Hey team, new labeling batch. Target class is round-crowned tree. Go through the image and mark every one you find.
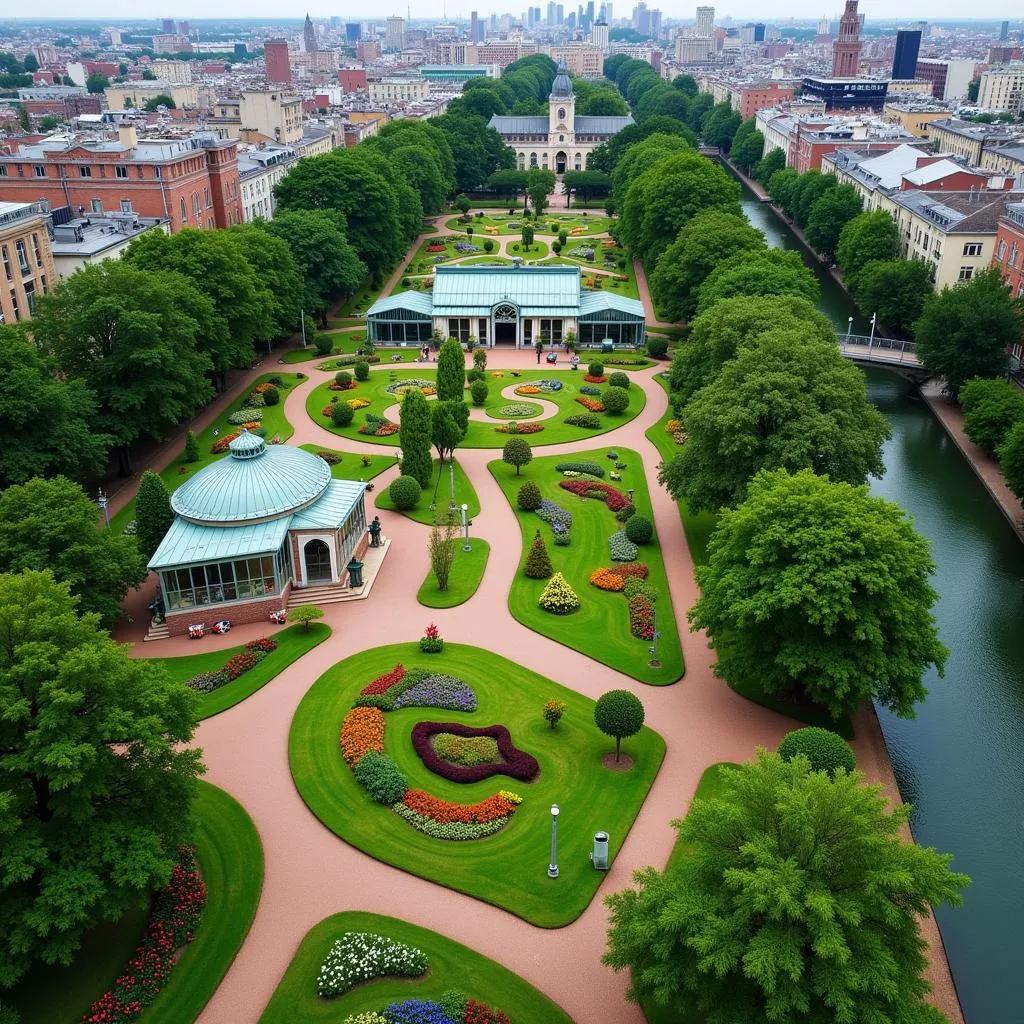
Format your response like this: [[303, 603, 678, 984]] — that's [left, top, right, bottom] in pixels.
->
[[388, 474, 421, 510], [588, 361, 604, 377], [517, 480, 542, 510], [503, 437, 533, 475], [594, 689, 645, 762], [354, 360, 370, 381], [608, 371, 630, 390], [646, 336, 668, 359], [777, 727, 856, 778], [603, 386, 630, 415], [331, 402, 354, 427], [335, 370, 352, 388], [470, 379, 489, 406], [624, 514, 653, 545]]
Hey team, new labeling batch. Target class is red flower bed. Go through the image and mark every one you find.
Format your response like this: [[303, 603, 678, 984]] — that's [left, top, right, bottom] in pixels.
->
[[246, 637, 278, 653], [608, 561, 649, 580], [402, 789, 519, 824], [426, 243, 446, 252], [358, 422, 400, 436], [411, 721, 540, 783], [328, 380, 357, 391], [583, 374, 607, 384], [558, 478, 630, 511], [493, 422, 545, 434], [628, 593, 655, 640], [360, 663, 406, 695], [223, 651, 257, 680], [211, 430, 241, 454], [81, 849, 207, 1024], [575, 396, 605, 412], [465, 1000, 512, 1024]]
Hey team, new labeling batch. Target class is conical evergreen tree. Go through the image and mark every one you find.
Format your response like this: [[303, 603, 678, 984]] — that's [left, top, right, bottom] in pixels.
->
[[436, 337, 466, 402], [135, 470, 174, 560], [524, 530, 553, 579], [399, 388, 433, 488]]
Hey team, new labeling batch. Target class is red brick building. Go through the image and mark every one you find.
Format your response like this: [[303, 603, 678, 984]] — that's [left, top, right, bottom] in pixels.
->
[[737, 82, 796, 120], [0, 126, 242, 232], [338, 68, 368, 91], [992, 203, 1024, 299], [264, 39, 291, 84]]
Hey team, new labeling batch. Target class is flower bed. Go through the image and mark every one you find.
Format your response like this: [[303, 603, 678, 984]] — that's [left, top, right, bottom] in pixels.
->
[[564, 413, 601, 428], [329, 380, 357, 391], [348, 398, 371, 410], [385, 378, 435, 395], [391, 805, 512, 841], [317, 450, 342, 465], [228, 408, 263, 425], [316, 932, 428, 998], [558, 478, 630, 512], [383, 1000, 458, 1023], [393, 673, 478, 712], [513, 385, 541, 396], [575, 396, 605, 413], [411, 721, 540, 783], [590, 567, 626, 592], [211, 430, 241, 454], [81, 849, 207, 1024], [184, 637, 279, 693], [579, 385, 602, 396], [609, 530, 639, 562], [433, 732, 500, 766], [339, 706, 386, 766], [360, 414, 399, 437], [497, 403, 536, 417], [607, 561, 649, 580], [628, 593, 655, 640], [402, 788, 521, 824], [554, 461, 605, 477], [494, 422, 544, 434], [535, 499, 572, 529], [361, 663, 406, 696], [583, 374, 607, 384]]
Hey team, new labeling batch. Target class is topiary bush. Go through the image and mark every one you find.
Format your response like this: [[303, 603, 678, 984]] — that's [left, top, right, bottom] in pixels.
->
[[524, 530, 553, 579], [470, 378, 489, 406], [564, 412, 601, 428], [388, 474, 422, 510], [352, 750, 409, 805], [602, 386, 629, 415], [517, 480, 542, 511], [314, 333, 333, 356], [608, 371, 630, 390], [778, 727, 856, 778], [331, 402, 354, 427], [335, 370, 353, 388], [502, 436, 533, 475], [539, 572, 580, 614], [262, 384, 280, 406], [554, 461, 605, 477], [647, 336, 668, 359], [594, 689, 645, 762], [624, 514, 653, 545], [588, 361, 604, 377], [354, 359, 370, 381], [466, 367, 484, 383]]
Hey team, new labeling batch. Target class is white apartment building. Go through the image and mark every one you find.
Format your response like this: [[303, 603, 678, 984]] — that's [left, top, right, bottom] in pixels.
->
[[238, 144, 297, 222], [546, 44, 604, 77], [368, 78, 430, 103], [150, 60, 193, 84], [695, 5, 715, 37], [676, 36, 714, 62], [978, 64, 1024, 114]]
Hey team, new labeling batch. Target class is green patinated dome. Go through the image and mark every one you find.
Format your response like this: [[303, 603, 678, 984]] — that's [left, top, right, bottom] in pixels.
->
[[171, 430, 331, 525]]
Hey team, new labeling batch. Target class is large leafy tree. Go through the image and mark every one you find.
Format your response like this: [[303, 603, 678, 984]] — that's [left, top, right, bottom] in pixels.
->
[[610, 132, 691, 211], [561, 170, 611, 202], [667, 294, 836, 409], [0, 570, 202, 989], [525, 167, 556, 214], [31, 262, 215, 474], [766, 167, 800, 214], [789, 169, 837, 228], [851, 259, 934, 336], [372, 118, 456, 197], [700, 101, 741, 149], [998, 419, 1024, 500], [696, 248, 820, 313], [959, 377, 1024, 454], [433, 110, 515, 193], [650, 210, 765, 322], [0, 326, 109, 488], [751, 146, 785, 184], [227, 224, 302, 337], [387, 145, 448, 215], [690, 468, 946, 718], [836, 210, 901, 284], [913, 268, 1020, 396], [604, 750, 967, 1024], [134, 469, 174, 561], [0, 477, 147, 626], [264, 210, 366, 327], [727, 117, 764, 172], [634, 83, 690, 123], [661, 330, 890, 511], [803, 182, 864, 260]]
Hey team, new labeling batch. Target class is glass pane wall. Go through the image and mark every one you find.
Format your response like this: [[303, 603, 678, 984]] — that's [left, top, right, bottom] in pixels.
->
[[161, 542, 288, 611]]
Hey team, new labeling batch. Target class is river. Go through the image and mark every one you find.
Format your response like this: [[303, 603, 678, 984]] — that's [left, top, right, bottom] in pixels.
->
[[739, 188, 1024, 1024]]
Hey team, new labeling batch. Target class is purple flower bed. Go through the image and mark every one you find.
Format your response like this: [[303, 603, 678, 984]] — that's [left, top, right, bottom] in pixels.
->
[[384, 1000, 459, 1024], [536, 499, 573, 529], [411, 721, 540, 783], [392, 673, 478, 712]]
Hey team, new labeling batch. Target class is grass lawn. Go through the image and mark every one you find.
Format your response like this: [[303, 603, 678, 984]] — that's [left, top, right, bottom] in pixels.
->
[[445, 213, 614, 236], [150, 623, 331, 720], [335, 276, 386, 318], [306, 368, 646, 449], [489, 445, 682, 686], [453, 254, 514, 266], [417, 539, 490, 608], [375, 457, 480, 525], [109, 372, 304, 535], [485, 396, 544, 420], [259, 911, 572, 1024], [289, 643, 665, 927], [280, 331, 367, 363], [299, 444, 396, 483], [3, 781, 262, 1024]]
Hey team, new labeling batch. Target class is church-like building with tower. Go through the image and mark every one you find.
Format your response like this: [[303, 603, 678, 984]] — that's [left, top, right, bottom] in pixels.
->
[[488, 63, 634, 174]]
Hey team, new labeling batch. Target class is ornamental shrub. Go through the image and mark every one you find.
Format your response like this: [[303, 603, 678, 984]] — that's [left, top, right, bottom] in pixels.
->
[[517, 480, 542, 510], [228, 408, 263, 425], [388, 474, 422, 510], [438, 990, 469, 1022], [594, 689, 645, 762], [262, 384, 280, 406], [539, 572, 580, 614], [335, 370, 353, 388], [314, 332, 333, 355], [615, 502, 636, 522], [588, 361, 604, 377], [647, 335, 668, 359], [524, 530, 553, 578], [473, 348, 487, 370], [317, 932, 428, 998], [466, 367, 484, 384], [554, 461, 605, 477], [502, 436, 533, 475], [608, 371, 630, 390], [331, 402, 354, 427], [436, 337, 466, 402], [603, 385, 630, 415], [564, 412, 601, 428], [354, 359, 371, 381], [470, 379, 489, 406], [777, 727, 856, 778], [543, 698, 567, 728], [183, 429, 200, 462], [624, 514, 653, 544], [352, 750, 409, 805]]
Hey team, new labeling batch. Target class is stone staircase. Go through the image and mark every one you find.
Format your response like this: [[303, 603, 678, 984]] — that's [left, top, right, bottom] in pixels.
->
[[288, 581, 354, 607], [143, 620, 170, 642]]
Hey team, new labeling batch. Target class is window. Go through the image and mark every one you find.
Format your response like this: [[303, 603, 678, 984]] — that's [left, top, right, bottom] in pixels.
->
[[204, 187, 211, 208], [79, 165, 92, 177], [179, 197, 188, 222], [539, 318, 563, 343], [24, 282, 35, 314], [1011, 244, 1020, 268], [962, 242, 983, 256], [1, 246, 9, 281], [120, 200, 132, 213], [10, 290, 20, 321], [154, 166, 161, 178], [91, 199, 102, 213], [116, 165, 128, 178], [31, 234, 42, 267], [958, 265, 975, 281], [0, 166, 7, 177], [191, 192, 201, 218], [998, 240, 1008, 261], [447, 318, 471, 342], [15, 241, 29, 276], [530, 152, 538, 167], [40, 275, 46, 294], [34, 165, 46, 177]]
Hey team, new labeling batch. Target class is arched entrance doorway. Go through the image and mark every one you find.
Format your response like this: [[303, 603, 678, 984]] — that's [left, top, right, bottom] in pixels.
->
[[555, 151, 567, 174], [303, 538, 333, 583], [492, 302, 518, 346]]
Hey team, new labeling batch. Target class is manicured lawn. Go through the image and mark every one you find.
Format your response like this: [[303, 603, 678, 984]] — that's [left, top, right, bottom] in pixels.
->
[[259, 911, 573, 1024], [335, 276, 385, 318], [289, 643, 665, 927], [109, 372, 304, 534], [375, 456, 480, 525], [305, 368, 646, 449], [298, 444, 396, 483], [417, 539, 490, 608], [453, 254, 514, 266], [484, 396, 544, 420], [445, 213, 614, 236], [280, 331, 367, 363], [150, 623, 331, 720], [489, 446, 683, 685]]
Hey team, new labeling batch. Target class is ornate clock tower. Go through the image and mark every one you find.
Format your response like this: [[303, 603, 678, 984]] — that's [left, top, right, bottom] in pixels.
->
[[549, 62, 575, 174]]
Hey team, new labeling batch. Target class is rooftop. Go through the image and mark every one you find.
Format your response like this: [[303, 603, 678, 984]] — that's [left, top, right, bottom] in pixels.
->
[[889, 189, 1024, 233], [929, 117, 1024, 142], [0, 201, 49, 231], [50, 211, 169, 257]]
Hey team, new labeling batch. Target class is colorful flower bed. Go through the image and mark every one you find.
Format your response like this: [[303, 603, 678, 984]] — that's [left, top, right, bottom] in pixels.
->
[[361, 663, 407, 696], [583, 374, 607, 384], [329, 380, 358, 391], [588, 563, 657, 639], [532, 379, 563, 392], [381, 1000, 457, 1023], [385, 378, 435, 396], [340, 706, 386, 766], [184, 636, 279, 693], [348, 398, 371, 410], [589, 567, 626, 592], [432, 732, 500, 766], [316, 932, 428, 998], [497, 403, 536, 417], [665, 418, 688, 445], [360, 414, 400, 437], [402, 789, 521, 824], [81, 849, 206, 1024], [412, 721, 539, 783], [579, 385, 602, 396], [513, 385, 541, 396], [608, 561, 649, 580], [628, 593, 655, 640], [558, 478, 630, 512], [609, 530, 639, 562], [575, 396, 605, 413], [228, 408, 263, 425], [211, 430, 241, 454], [393, 673, 478, 712], [494, 422, 544, 434], [535, 499, 573, 529]]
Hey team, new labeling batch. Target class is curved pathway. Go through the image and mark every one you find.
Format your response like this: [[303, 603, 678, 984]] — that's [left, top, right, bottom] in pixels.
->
[[382, 382, 559, 427], [167, 350, 961, 1024]]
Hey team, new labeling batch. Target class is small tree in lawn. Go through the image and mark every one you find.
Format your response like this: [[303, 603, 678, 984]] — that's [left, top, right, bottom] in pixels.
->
[[183, 430, 200, 462], [543, 698, 567, 729], [523, 224, 534, 250], [436, 337, 466, 402], [524, 529, 553, 578], [291, 605, 324, 631], [428, 513, 459, 591], [503, 437, 533, 475], [594, 689, 645, 763], [134, 469, 174, 560], [455, 194, 472, 215], [399, 387, 433, 488]]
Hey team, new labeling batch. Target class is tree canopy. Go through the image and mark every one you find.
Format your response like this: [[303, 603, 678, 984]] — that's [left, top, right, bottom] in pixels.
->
[[728, 117, 764, 172], [959, 376, 1024, 455], [700, 101, 742, 150], [432, 110, 515, 193], [604, 750, 967, 1024], [610, 131, 692, 211], [850, 259, 933, 337], [804, 182, 864, 260], [227, 223, 302, 337], [696, 248, 820, 313], [836, 210, 901, 284], [690, 468, 946, 719]]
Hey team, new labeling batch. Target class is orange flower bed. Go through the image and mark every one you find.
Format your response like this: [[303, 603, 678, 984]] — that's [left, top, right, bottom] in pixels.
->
[[402, 789, 519, 824], [329, 381, 357, 391], [608, 561, 649, 580], [254, 382, 275, 393], [575, 396, 605, 412], [339, 706, 386, 766], [590, 568, 625, 591], [514, 385, 541, 395], [583, 374, 607, 384], [211, 430, 241, 454]]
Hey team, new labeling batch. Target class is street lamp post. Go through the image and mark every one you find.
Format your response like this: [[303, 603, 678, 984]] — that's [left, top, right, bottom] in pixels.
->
[[868, 312, 877, 351], [846, 315, 853, 340], [448, 457, 456, 511], [97, 487, 110, 528], [548, 804, 560, 878], [300, 308, 307, 348], [460, 502, 471, 552]]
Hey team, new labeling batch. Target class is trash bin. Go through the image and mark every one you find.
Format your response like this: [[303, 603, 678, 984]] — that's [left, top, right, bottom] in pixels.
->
[[601, 337, 614, 354], [591, 831, 609, 870], [347, 557, 364, 588]]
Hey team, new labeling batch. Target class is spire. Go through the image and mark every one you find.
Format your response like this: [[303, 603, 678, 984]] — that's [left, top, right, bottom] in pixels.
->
[[303, 13, 317, 53]]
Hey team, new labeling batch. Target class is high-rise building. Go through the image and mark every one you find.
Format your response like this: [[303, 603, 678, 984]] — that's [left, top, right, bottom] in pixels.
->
[[591, 20, 609, 51], [303, 13, 317, 53], [753, 22, 765, 42], [161, 18, 175, 33], [557, 5, 565, 24], [178, 21, 190, 37], [1001, 20, 1010, 42], [817, 15, 830, 35], [695, 6, 715, 38], [264, 39, 291, 83], [385, 16, 405, 51], [547, 1, 557, 25], [891, 30, 921, 81], [634, 3, 650, 35], [345, 23, 362, 42], [832, 0, 862, 78]]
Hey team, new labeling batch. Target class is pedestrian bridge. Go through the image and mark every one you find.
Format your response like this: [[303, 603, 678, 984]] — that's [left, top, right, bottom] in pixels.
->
[[837, 334, 930, 382]]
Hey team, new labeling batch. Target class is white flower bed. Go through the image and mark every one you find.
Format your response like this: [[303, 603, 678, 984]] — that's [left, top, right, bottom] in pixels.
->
[[317, 932, 429, 997]]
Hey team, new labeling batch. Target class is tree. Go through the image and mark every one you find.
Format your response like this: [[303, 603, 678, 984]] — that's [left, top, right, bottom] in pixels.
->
[[526, 167, 555, 214], [751, 146, 785, 185], [696, 249, 820, 313], [543, 698, 567, 728], [428, 513, 459, 591], [777, 726, 856, 777], [522, 224, 534, 248], [143, 93, 175, 110], [960, 377, 1024, 454], [291, 605, 325, 631], [610, 132, 692, 211], [691, 468, 946, 718], [835, 210, 901, 284], [228, 224, 302, 337], [184, 429, 200, 462], [662, 331, 890, 511], [562, 170, 612, 202], [141, 68, 157, 80], [0, 326, 109, 488], [766, 167, 800, 214], [593, 689, 645, 762], [789, 169, 837, 228], [967, 77, 980, 102], [134, 470, 173, 561], [0, 570, 202, 989], [581, 91, 629, 116], [85, 72, 108, 93], [803, 183, 863, 260], [850, 259, 933, 336], [22, 53, 39, 72], [650, 210, 765, 322], [31, 262, 216, 475], [914, 268, 1020, 396], [487, 168, 529, 202], [700, 102, 741, 150], [398, 388, 434, 489], [727, 117, 763, 172], [524, 530, 553, 578], [667, 294, 835, 408], [502, 437, 533, 475], [433, 111, 515, 193], [604, 750, 968, 1024], [431, 401, 468, 462], [436, 337, 466, 402]]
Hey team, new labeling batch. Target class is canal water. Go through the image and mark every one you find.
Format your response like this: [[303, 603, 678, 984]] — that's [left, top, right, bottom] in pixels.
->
[[740, 188, 1024, 1024]]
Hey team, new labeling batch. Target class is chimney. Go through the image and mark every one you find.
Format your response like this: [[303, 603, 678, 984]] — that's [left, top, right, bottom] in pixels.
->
[[118, 124, 138, 150]]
